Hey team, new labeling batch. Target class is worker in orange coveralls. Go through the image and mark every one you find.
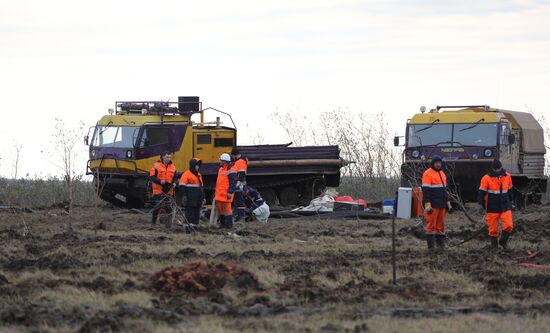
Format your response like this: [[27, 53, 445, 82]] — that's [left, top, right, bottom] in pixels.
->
[[149, 151, 177, 224], [179, 157, 205, 228], [215, 153, 237, 228], [421, 155, 452, 250], [478, 159, 514, 250], [230, 148, 248, 222]]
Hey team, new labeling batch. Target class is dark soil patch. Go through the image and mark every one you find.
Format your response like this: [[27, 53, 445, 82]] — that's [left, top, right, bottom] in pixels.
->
[[0, 299, 87, 327], [3, 253, 85, 271], [398, 225, 424, 239], [0, 272, 8, 285], [176, 247, 199, 258], [79, 276, 117, 293]]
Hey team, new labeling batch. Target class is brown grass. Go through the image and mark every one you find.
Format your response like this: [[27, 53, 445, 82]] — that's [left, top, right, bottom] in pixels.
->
[[0, 204, 549, 332]]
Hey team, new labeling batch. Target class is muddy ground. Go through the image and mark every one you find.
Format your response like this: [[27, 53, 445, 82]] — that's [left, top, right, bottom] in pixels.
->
[[0, 203, 549, 332]]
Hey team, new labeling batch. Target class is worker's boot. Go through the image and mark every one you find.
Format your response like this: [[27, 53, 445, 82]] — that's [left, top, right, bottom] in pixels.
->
[[499, 232, 511, 250], [426, 234, 435, 250], [435, 235, 445, 249], [235, 208, 246, 222], [490, 236, 499, 250], [223, 215, 233, 229]]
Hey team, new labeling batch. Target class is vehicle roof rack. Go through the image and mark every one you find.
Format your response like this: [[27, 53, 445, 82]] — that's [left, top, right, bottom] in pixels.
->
[[115, 96, 202, 115], [436, 105, 490, 111]]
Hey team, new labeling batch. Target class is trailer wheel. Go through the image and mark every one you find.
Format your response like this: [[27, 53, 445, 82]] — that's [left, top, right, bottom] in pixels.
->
[[279, 187, 299, 206], [260, 188, 278, 206]]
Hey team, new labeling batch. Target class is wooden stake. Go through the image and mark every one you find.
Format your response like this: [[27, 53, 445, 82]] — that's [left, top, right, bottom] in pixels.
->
[[392, 195, 397, 285]]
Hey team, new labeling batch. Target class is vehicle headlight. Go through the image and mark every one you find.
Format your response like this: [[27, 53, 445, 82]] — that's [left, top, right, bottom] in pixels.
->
[[420, 155, 426, 161], [411, 150, 420, 158], [91, 149, 96, 158], [483, 149, 493, 157], [472, 154, 478, 160], [126, 150, 133, 158]]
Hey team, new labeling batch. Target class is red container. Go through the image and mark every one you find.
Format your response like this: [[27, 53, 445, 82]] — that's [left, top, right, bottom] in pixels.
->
[[412, 186, 423, 217], [335, 196, 354, 202], [355, 199, 367, 208]]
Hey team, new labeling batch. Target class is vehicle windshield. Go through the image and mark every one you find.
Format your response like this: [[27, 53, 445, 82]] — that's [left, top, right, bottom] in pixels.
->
[[407, 123, 498, 147], [92, 126, 140, 148], [408, 124, 452, 147], [453, 123, 498, 146]]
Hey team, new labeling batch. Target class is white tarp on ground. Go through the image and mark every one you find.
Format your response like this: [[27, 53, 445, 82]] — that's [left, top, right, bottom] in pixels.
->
[[294, 188, 339, 212]]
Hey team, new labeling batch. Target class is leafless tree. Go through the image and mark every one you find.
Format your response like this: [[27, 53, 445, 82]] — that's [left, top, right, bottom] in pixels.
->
[[245, 123, 266, 145], [12, 142, 22, 179], [270, 109, 309, 147], [50, 118, 85, 233], [271, 109, 401, 201]]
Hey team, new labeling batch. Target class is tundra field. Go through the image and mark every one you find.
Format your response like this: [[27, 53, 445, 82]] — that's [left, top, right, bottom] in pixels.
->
[[0, 204, 549, 333]]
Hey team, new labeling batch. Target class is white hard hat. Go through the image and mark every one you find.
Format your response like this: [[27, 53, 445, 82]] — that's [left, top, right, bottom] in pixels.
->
[[220, 153, 231, 162]]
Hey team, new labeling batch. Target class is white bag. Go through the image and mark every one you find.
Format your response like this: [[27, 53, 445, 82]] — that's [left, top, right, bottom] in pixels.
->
[[252, 202, 270, 223]]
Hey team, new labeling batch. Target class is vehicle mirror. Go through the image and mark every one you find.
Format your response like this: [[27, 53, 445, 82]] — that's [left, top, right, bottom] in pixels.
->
[[84, 135, 89, 146], [393, 136, 400, 147], [508, 134, 516, 144]]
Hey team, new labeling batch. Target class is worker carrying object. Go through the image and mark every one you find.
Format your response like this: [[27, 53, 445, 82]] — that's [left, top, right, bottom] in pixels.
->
[[230, 148, 248, 222], [179, 157, 205, 228], [242, 185, 270, 223], [215, 153, 237, 228], [421, 155, 452, 250], [478, 159, 514, 250], [149, 151, 178, 224]]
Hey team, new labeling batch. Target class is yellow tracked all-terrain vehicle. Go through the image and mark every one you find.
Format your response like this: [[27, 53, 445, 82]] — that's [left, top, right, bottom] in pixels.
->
[[86, 97, 346, 207], [395, 105, 547, 206]]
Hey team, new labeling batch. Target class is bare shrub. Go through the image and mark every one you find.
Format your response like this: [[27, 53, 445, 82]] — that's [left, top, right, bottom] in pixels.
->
[[271, 109, 401, 201], [12, 142, 22, 179], [245, 123, 266, 145], [47, 118, 85, 233], [0, 177, 96, 208], [270, 109, 309, 146]]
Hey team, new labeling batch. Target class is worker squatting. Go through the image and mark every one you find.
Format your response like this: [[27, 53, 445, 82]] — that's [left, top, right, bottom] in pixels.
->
[[422, 156, 514, 251], [149, 148, 270, 231]]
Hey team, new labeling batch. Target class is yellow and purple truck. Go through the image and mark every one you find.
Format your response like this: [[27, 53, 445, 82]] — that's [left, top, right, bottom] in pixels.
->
[[395, 105, 547, 206], [85, 97, 346, 207]]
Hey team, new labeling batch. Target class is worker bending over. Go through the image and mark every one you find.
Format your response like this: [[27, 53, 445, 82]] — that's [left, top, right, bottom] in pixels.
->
[[478, 159, 514, 250], [179, 158, 205, 229], [421, 155, 452, 250], [242, 185, 270, 223], [215, 153, 237, 228], [149, 151, 177, 224], [231, 148, 248, 222]]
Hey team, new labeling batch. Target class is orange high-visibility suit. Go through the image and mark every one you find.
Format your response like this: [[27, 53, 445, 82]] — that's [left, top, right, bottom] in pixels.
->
[[215, 164, 237, 215], [150, 161, 177, 195], [179, 158, 204, 225], [149, 160, 177, 224], [478, 170, 513, 237], [421, 167, 448, 236], [233, 156, 248, 220]]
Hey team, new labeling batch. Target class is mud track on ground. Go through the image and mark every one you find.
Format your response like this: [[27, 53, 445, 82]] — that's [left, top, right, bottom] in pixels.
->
[[0, 204, 549, 332]]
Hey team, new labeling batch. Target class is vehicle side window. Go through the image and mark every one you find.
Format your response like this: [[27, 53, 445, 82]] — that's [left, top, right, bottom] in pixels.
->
[[214, 138, 234, 147], [500, 124, 509, 145], [197, 134, 211, 144], [141, 127, 170, 147]]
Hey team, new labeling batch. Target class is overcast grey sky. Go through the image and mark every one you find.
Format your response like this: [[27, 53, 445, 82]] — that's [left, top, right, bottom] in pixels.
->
[[1, 0, 549, 177]]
